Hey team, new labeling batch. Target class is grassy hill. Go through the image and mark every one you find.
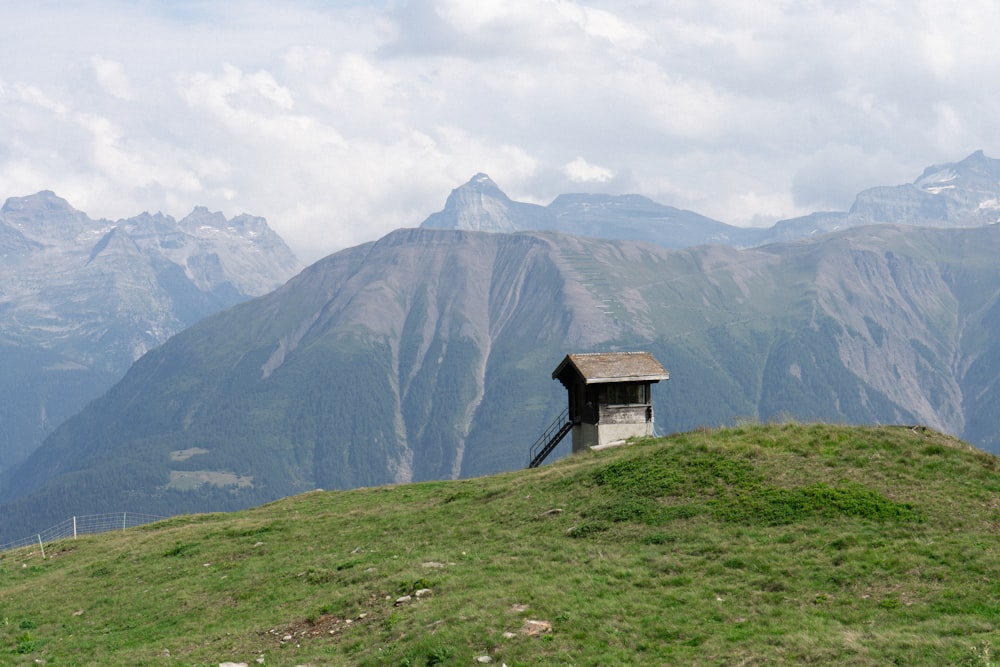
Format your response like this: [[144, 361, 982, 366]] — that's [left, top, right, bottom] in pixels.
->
[[2, 423, 999, 665]]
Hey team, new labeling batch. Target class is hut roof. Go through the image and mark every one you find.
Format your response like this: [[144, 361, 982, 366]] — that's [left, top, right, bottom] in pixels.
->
[[552, 351, 669, 385]]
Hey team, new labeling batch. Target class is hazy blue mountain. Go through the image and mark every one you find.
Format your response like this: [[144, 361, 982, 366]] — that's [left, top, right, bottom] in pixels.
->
[[5, 220, 1000, 540], [424, 151, 1000, 247], [755, 150, 1000, 242], [545, 193, 767, 247], [0, 191, 302, 471], [421, 174, 765, 248], [850, 150, 1000, 227]]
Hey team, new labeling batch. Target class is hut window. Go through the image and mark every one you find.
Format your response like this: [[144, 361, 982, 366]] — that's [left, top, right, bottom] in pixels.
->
[[604, 383, 648, 406]]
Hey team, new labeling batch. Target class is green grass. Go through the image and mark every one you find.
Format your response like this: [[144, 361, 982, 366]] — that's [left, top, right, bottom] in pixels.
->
[[2, 423, 1000, 665]]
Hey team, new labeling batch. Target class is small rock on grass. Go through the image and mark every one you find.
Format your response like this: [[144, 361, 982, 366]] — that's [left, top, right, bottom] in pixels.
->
[[522, 619, 552, 636]]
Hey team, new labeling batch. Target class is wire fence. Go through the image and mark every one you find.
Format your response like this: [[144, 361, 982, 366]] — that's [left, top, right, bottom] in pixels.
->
[[0, 512, 166, 557]]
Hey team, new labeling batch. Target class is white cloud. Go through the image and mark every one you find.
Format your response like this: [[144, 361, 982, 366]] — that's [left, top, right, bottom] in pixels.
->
[[725, 190, 805, 228], [435, 0, 508, 32], [554, 2, 647, 49], [1, 81, 68, 115], [435, 0, 647, 49], [1, 0, 1000, 262], [563, 157, 613, 183], [90, 56, 133, 100]]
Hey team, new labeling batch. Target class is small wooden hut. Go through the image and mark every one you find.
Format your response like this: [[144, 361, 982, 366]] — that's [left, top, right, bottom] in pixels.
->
[[552, 351, 669, 453]]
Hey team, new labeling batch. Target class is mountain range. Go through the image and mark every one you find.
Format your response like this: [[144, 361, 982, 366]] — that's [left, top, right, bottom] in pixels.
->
[[3, 150, 1000, 540], [421, 150, 1000, 243], [0, 191, 302, 472]]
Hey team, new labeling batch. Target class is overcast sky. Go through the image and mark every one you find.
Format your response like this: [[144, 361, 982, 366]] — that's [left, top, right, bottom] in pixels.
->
[[3, 1, 999, 263]]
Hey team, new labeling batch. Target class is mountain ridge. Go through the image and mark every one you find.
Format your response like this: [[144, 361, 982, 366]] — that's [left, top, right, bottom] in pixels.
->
[[422, 150, 1000, 245], [0, 191, 302, 470]]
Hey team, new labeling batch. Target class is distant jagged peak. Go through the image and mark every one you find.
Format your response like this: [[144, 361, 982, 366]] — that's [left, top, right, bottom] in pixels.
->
[[179, 205, 230, 230], [421, 173, 518, 233], [465, 172, 502, 190], [228, 212, 275, 237], [844, 150, 1000, 228], [126, 210, 174, 225], [449, 172, 512, 205], [421, 173, 554, 233], [0, 190, 98, 242], [915, 150, 1000, 192], [177, 206, 274, 238], [2, 189, 74, 212], [960, 148, 988, 163]]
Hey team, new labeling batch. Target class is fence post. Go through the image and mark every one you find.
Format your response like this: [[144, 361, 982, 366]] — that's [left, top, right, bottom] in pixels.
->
[[73, 516, 77, 540], [37, 534, 45, 560], [123, 512, 127, 531]]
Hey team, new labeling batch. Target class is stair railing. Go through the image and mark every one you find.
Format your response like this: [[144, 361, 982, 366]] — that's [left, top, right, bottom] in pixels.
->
[[528, 407, 572, 468]]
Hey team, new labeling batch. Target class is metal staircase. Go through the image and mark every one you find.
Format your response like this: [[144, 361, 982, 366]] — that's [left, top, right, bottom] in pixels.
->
[[527, 407, 572, 468]]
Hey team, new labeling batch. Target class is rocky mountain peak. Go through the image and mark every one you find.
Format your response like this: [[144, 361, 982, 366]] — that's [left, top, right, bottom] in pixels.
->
[[914, 150, 1000, 194], [0, 190, 98, 243], [179, 206, 230, 231], [465, 172, 503, 193], [227, 213, 277, 239], [430, 173, 519, 233], [1, 190, 75, 215], [845, 150, 1000, 227], [420, 174, 554, 233]]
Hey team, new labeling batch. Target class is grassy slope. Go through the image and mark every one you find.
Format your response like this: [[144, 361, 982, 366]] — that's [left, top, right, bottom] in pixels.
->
[[1, 423, 999, 666]]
